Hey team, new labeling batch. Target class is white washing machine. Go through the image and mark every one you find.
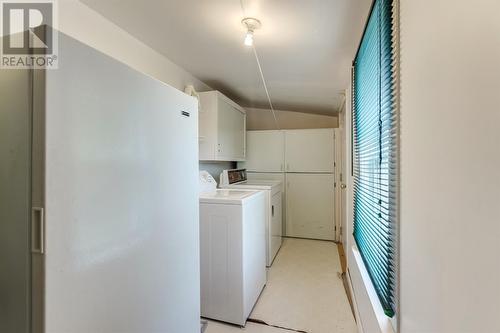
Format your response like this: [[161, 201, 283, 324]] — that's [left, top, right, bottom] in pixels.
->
[[199, 171, 267, 326], [219, 169, 283, 266]]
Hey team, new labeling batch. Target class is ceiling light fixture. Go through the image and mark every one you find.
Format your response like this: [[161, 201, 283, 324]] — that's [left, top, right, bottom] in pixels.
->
[[241, 17, 261, 47]]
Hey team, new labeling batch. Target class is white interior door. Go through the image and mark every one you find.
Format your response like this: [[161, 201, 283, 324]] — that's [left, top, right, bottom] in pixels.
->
[[285, 129, 335, 173], [286, 173, 335, 240], [238, 130, 285, 172]]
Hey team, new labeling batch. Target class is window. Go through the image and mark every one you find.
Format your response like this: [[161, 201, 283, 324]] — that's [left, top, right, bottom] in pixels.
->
[[352, 0, 398, 318]]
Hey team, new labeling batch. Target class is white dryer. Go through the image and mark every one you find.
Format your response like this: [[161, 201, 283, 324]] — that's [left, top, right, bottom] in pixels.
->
[[199, 172, 267, 326], [220, 169, 283, 266]]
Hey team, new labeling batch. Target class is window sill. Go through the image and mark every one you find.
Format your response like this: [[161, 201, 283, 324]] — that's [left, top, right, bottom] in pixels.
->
[[351, 246, 397, 333]]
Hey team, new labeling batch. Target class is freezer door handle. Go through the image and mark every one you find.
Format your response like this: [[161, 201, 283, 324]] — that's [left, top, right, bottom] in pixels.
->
[[31, 207, 44, 254]]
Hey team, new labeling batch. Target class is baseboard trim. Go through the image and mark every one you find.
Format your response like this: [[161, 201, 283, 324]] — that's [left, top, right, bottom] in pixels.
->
[[346, 269, 364, 333]]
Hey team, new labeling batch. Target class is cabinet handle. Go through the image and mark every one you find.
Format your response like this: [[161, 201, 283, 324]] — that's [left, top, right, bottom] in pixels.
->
[[31, 207, 44, 254], [272, 205, 275, 217]]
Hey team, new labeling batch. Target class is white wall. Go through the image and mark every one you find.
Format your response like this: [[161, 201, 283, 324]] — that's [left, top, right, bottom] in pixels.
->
[[347, 1, 500, 332], [58, 0, 210, 93], [246, 107, 338, 130], [399, 1, 500, 332]]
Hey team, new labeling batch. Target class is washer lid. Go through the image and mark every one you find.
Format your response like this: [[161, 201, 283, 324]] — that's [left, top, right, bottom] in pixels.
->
[[199, 189, 261, 205], [220, 183, 272, 191], [242, 180, 282, 187], [219, 180, 283, 192]]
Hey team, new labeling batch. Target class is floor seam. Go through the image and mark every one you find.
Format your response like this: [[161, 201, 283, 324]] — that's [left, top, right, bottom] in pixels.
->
[[247, 318, 309, 333]]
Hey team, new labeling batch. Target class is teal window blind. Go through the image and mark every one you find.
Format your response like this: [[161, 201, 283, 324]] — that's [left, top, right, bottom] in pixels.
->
[[352, 0, 398, 318]]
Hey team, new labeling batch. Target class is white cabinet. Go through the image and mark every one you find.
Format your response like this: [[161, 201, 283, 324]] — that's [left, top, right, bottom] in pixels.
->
[[284, 129, 335, 173], [238, 130, 285, 172], [199, 91, 246, 161], [240, 128, 334, 173], [241, 129, 336, 240], [286, 174, 335, 241]]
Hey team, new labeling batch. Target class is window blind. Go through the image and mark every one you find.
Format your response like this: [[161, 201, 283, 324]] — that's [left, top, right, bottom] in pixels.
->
[[352, 0, 398, 318]]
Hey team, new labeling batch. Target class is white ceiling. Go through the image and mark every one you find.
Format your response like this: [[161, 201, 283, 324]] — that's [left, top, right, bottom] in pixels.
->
[[80, 0, 371, 115]]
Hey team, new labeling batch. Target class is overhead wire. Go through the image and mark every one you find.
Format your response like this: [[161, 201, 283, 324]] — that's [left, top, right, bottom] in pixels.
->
[[239, 0, 281, 130]]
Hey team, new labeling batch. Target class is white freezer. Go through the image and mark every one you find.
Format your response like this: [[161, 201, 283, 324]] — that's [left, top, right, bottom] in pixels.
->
[[1, 31, 201, 333]]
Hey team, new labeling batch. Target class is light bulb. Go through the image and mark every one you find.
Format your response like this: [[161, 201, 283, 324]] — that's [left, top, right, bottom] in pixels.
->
[[244, 31, 254, 46]]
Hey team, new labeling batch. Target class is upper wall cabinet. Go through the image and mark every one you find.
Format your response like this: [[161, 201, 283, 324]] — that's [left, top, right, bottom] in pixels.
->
[[238, 130, 285, 172], [238, 128, 335, 173], [285, 129, 334, 173], [199, 91, 246, 161]]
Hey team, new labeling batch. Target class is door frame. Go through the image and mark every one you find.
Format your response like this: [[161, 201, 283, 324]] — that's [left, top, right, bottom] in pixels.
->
[[334, 93, 348, 246], [334, 128, 344, 243], [31, 56, 46, 333]]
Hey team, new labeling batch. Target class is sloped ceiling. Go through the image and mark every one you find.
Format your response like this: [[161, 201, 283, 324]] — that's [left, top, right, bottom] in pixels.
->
[[80, 0, 371, 115]]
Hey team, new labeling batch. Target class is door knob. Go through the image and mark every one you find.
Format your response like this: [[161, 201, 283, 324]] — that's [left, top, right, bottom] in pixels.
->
[[341, 184, 347, 189]]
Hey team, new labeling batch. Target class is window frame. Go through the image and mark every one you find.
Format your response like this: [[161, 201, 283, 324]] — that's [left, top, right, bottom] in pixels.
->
[[351, 0, 400, 320]]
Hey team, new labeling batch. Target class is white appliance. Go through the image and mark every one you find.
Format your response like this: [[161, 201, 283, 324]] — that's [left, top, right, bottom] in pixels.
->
[[0, 31, 200, 333], [220, 169, 283, 266], [199, 172, 267, 326]]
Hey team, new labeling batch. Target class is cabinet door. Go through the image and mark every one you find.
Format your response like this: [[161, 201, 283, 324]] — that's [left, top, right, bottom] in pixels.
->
[[285, 129, 335, 173], [286, 174, 335, 240], [198, 92, 217, 160], [238, 131, 284, 172], [217, 100, 246, 161]]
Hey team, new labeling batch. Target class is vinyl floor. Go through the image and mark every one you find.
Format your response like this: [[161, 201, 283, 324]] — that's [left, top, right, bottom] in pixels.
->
[[204, 238, 357, 333]]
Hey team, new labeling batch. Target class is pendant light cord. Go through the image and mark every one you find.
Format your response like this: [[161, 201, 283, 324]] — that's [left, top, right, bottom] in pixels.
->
[[240, 0, 281, 130], [252, 47, 280, 130]]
